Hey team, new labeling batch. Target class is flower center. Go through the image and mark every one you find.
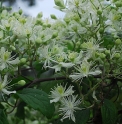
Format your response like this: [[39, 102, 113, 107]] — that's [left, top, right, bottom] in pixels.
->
[[0, 83, 3, 90], [3, 52, 10, 61], [57, 86, 64, 95], [68, 102, 73, 109]]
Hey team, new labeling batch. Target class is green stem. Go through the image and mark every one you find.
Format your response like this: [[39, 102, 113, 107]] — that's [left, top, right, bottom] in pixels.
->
[[85, 80, 102, 98], [76, 82, 84, 100]]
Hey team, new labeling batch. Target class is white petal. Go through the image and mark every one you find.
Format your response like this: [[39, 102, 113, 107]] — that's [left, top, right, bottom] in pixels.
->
[[89, 70, 101, 76], [2, 88, 16, 95], [8, 57, 20, 65], [50, 97, 60, 103], [2, 75, 8, 87], [60, 62, 74, 68]]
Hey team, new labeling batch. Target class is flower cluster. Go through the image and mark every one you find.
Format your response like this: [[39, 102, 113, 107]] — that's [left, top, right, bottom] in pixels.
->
[[50, 84, 81, 122], [0, 0, 122, 123]]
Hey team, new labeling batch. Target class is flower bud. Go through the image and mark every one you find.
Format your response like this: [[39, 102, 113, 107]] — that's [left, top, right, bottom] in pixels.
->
[[64, 17, 70, 24], [72, 25, 77, 32], [115, 39, 121, 45], [99, 27, 104, 34], [47, 24, 51, 28], [20, 58, 27, 64], [19, 18, 26, 24], [36, 38, 42, 44], [95, 52, 100, 58], [76, 41, 80, 48], [18, 80, 26, 85], [50, 14, 57, 19], [97, 10, 102, 15], [105, 50, 110, 55], [19, 9, 23, 15], [54, 0, 65, 8], [26, 29, 31, 38], [5, 24, 10, 31], [36, 19, 43, 25], [99, 53, 106, 59], [113, 53, 120, 59], [52, 32, 58, 38], [10, 45, 16, 51], [37, 12, 43, 18], [73, 14, 80, 22]]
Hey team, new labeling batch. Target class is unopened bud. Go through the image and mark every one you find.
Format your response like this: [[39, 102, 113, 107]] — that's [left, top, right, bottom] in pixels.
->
[[97, 10, 102, 15], [18, 80, 26, 85], [115, 39, 121, 45], [37, 12, 43, 18], [99, 53, 106, 59], [113, 53, 120, 59], [19, 9, 23, 15], [50, 14, 57, 19], [20, 58, 27, 64], [54, 0, 65, 8], [10, 45, 16, 51]]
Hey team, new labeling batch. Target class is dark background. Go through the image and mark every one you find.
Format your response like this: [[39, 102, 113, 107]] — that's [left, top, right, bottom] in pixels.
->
[[1, 0, 36, 6]]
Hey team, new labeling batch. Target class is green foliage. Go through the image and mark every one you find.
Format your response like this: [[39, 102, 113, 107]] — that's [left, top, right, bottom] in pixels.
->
[[17, 88, 55, 119], [54, 109, 90, 124], [101, 99, 117, 124], [0, 109, 9, 124], [15, 102, 26, 120]]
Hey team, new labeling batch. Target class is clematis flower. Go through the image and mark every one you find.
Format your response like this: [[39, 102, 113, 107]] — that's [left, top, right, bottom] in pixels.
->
[[48, 62, 74, 72], [0, 74, 16, 96], [69, 59, 101, 82], [59, 95, 81, 122], [0, 47, 20, 70], [81, 39, 105, 58], [50, 84, 74, 103]]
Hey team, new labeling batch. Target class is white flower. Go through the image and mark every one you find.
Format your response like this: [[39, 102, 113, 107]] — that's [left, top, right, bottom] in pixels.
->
[[59, 95, 81, 122], [48, 62, 74, 72], [50, 84, 74, 103], [39, 45, 55, 68], [68, 51, 83, 64], [69, 59, 101, 82], [0, 74, 16, 96], [0, 47, 20, 70]]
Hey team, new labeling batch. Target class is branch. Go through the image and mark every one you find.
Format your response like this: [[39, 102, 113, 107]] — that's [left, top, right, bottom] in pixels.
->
[[16, 76, 67, 91]]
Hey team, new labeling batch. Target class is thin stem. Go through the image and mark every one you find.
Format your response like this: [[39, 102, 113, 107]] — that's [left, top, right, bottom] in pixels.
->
[[6, 99, 19, 114], [90, 0, 97, 10], [16, 76, 67, 91], [76, 82, 84, 100], [85, 80, 102, 98]]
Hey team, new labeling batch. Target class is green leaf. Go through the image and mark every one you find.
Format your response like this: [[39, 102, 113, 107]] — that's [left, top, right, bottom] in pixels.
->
[[102, 33, 115, 48], [17, 88, 55, 118], [32, 61, 45, 77], [40, 81, 58, 93], [54, 109, 90, 124], [15, 101, 26, 120], [0, 109, 9, 124], [0, 104, 4, 109], [75, 109, 90, 124], [39, 69, 54, 79], [101, 99, 117, 124]]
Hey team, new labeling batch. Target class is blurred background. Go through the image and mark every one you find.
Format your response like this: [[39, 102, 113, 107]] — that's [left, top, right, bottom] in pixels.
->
[[1, 0, 65, 18]]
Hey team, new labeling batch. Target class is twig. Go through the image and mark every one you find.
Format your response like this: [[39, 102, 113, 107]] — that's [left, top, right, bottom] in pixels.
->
[[16, 76, 67, 91]]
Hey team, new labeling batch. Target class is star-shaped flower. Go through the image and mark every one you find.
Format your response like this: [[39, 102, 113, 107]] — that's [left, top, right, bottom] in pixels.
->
[[50, 84, 74, 103], [59, 95, 81, 122], [0, 74, 16, 96]]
